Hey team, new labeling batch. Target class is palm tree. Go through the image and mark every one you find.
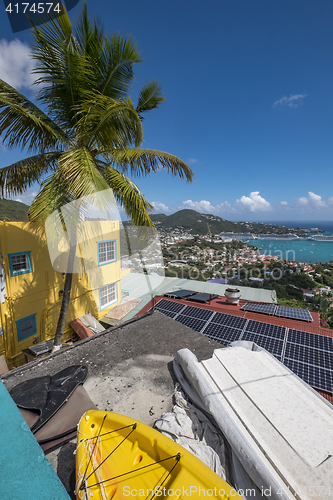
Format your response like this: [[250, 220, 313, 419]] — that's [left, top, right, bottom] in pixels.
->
[[0, 5, 194, 349]]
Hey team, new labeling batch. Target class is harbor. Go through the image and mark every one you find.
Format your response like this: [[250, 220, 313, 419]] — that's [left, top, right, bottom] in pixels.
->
[[247, 238, 333, 264]]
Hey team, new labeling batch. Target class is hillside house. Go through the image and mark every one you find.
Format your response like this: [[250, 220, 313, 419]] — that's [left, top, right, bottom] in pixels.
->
[[0, 220, 124, 368]]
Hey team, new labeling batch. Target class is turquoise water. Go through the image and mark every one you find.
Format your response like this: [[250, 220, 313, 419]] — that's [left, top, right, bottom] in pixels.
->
[[247, 238, 333, 264], [247, 221, 333, 264]]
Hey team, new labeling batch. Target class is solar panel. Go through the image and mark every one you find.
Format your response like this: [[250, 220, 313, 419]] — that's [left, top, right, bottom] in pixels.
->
[[275, 306, 313, 322], [284, 342, 333, 371], [241, 331, 284, 359], [181, 305, 214, 321], [284, 358, 333, 393], [241, 303, 277, 315], [187, 293, 219, 303], [287, 329, 333, 351], [154, 299, 185, 314], [164, 289, 198, 299], [153, 298, 332, 394], [210, 312, 247, 330], [202, 323, 242, 345], [175, 315, 207, 332], [155, 309, 177, 319], [245, 320, 286, 339]]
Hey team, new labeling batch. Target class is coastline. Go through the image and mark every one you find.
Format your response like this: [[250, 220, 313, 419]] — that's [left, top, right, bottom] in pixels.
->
[[244, 221, 333, 264], [247, 238, 333, 264]]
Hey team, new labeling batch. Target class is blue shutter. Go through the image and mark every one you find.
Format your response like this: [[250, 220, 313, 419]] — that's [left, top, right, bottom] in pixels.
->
[[16, 314, 37, 341]]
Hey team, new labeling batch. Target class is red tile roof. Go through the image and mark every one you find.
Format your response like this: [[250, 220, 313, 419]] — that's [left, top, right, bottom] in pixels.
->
[[139, 295, 332, 337]]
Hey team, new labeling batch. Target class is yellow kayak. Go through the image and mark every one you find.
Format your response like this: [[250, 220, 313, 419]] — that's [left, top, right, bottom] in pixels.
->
[[75, 410, 243, 499]]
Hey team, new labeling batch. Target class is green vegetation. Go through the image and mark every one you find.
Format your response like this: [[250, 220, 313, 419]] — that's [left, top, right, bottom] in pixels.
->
[[150, 209, 309, 236], [0, 199, 29, 221]]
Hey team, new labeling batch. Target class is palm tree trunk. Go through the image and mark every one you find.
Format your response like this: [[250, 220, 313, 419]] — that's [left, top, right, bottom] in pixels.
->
[[52, 242, 77, 350]]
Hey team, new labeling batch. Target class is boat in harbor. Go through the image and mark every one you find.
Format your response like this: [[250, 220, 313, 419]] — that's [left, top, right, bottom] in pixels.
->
[[307, 235, 333, 241], [257, 233, 300, 240]]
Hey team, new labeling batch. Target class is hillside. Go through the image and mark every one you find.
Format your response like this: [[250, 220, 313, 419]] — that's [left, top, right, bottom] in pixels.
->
[[0, 199, 29, 221], [148, 209, 307, 235]]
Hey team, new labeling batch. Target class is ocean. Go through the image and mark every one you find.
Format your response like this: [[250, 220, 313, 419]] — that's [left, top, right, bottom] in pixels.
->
[[247, 221, 333, 264]]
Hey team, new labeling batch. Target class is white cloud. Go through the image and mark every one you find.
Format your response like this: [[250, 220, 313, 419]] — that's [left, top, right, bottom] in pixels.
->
[[297, 192, 329, 209], [0, 39, 35, 89], [217, 201, 234, 212], [272, 93, 307, 108], [236, 192, 272, 212], [10, 188, 38, 205], [187, 158, 198, 165], [151, 201, 170, 213], [281, 201, 288, 206], [181, 199, 235, 214], [308, 191, 326, 208], [182, 200, 213, 212], [298, 197, 308, 205]]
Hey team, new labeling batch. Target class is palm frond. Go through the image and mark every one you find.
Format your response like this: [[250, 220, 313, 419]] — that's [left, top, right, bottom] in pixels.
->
[[109, 148, 194, 182], [0, 152, 61, 197], [28, 169, 74, 234], [74, 93, 143, 149], [74, 2, 106, 61], [97, 34, 142, 99], [57, 146, 110, 199], [136, 80, 165, 116], [29, 171, 71, 219], [0, 79, 69, 151], [31, 9, 95, 129], [102, 166, 154, 227]]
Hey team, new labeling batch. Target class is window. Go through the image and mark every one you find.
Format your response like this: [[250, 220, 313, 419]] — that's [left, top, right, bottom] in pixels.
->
[[8, 252, 32, 276], [100, 282, 117, 309], [98, 240, 116, 266], [16, 314, 37, 342]]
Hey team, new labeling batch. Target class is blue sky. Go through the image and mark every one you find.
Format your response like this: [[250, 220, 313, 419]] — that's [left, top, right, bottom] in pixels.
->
[[1, 0, 333, 222]]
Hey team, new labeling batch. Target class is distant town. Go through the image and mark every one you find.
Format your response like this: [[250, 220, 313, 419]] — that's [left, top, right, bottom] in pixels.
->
[[122, 210, 333, 330]]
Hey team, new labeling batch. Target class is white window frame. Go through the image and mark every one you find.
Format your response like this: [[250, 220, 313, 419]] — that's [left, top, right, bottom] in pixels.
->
[[98, 240, 116, 266], [99, 282, 117, 310]]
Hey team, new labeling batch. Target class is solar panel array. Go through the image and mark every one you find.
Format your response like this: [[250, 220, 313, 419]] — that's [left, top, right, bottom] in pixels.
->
[[164, 290, 219, 303], [165, 291, 313, 321], [241, 302, 313, 322], [153, 298, 333, 394], [241, 303, 277, 315], [164, 289, 198, 299], [187, 293, 219, 303], [284, 329, 333, 392], [242, 319, 286, 361], [275, 306, 313, 322]]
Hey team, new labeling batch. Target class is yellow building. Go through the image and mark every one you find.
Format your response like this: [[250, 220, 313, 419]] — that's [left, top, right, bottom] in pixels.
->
[[0, 220, 123, 368]]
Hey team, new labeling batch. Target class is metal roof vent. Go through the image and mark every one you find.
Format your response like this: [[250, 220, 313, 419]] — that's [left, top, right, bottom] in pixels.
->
[[225, 287, 241, 305]]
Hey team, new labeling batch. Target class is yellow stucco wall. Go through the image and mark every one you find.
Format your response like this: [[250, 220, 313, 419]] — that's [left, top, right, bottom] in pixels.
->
[[0, 220, 122, 368]]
